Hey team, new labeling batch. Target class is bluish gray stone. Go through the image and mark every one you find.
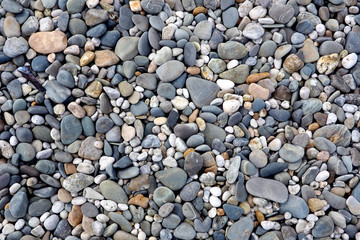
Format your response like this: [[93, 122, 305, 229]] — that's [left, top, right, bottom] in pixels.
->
[[279, 195, 309, 218], [44, 80, 71, 103], [61, 114, 82, 145], [227, 217, 254, 240], [246, 177, 288, 203], [155, 168, 187, 191], [9, 191, 28, 218], [312, 216, 334, 238], [186, 77, 220, 108], [142, 134, 161, 148]]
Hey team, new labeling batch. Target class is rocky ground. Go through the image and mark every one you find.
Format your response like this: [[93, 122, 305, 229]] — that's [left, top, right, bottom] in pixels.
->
[[0, 0, 360, 239]]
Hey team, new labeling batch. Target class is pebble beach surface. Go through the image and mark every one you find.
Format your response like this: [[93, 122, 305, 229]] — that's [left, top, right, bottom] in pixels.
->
[[1, 0, 360, 239]]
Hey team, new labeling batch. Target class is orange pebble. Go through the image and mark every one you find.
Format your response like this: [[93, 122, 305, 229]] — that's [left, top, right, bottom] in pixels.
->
[[246, 72, 270, 84], [184, 148, 195, 158]]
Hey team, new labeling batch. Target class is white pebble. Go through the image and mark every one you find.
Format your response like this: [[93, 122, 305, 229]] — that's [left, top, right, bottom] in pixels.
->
[[209, 196, 221, 207], [342, 53, 358, 69]]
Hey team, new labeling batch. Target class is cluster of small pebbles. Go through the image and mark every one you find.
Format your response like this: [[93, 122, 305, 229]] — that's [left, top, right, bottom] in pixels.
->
[[1, 0, 360, 239]]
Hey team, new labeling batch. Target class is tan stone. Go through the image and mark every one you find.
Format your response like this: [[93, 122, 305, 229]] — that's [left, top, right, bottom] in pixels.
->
[[196, 117, 206, 131], [201, 65, 214, 80], [82, 215, 94, 235], [246, 72, 270, 84], [64, 163, 77, 175], [248, 83, 270, 100], [308, 198, 326, 212], [68, 102, 85, 119], [330, 187, 345, 196], [85, 80, 102, 98], [128, 194, 149, 208], [129, 0, 141, 11], [186, 66, 201, 75], [29, 31, 67, 54], [317, 53, 340, 75], [188, 109, 199, 123], [128, 91, 140, 104], [80, 51, 95, 66], [256, 210, 265, 222], [283, 54, 304, 73], [202, 152, 215, 167], [300, 39, 319, 63], [68, 205, 83, 227], [316, 151, 330, 162], [128, 175, 150, 192], [204, 165, 217, 174], [83, 105, 96, 116], [154, 117, 167, 125], [193, 6, 207, 15], [95, 50, 119, 67], [4, 16, 20, 37], [121, 123, 135, 141], [57, 188, 72, 203]]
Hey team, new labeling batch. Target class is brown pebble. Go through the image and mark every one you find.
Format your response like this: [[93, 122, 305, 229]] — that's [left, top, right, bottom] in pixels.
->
[[64, 163, 77, 175], [256, 211, 264, 222], [42, 231, 50, 240], [188, 109, 199, 123], [184, 148, 195, 158], [204, 165, 217, 174], [308, 122, 320, 131], [330, 187, 346, 197], [128, 193, 149, 208], [246, 72, 270, 84], [308, 198, 325, 212], [186, 66, 201, 75], [82, 215, 94, 235], [221, 152, 229, 160], [128, 174, 150, 192], [202, 152, 216, 167], [217, 208, 225, 216], [327, 171, 336, 184], [193, 6, 207, 16], [316, 151, 330, 162], [58, 188, 72, 203], [68, 205, 83, 227]]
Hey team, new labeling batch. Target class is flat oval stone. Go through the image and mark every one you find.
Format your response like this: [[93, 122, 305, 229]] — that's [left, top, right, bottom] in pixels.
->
[[61, 114, 82, 145], [156, 60, 185, 82], [153, 187, 175, 207], [28, 199, 52, 217], [9, 191, 28, 218], [269, 5, 294, 24], [218, 41, 248, 60], [227, 217, 254, 240], [312, 216, 334, 238], [279, 143, 305, 163], [16, 143, 35, 162], [223, 204, 243, 221], [279, 195, 309, 218], [62, 173, 94, 193], [44, 80, 71, 104], [180, 181, 200, 201], [245, 177, 288, 203], [186, 77, 220, 108], [174, 222, 196, 240], [99, 180, 128, 203], [29, 31, 67, 54], [155, 168, 187, 191], [313, 124, 351, 147]]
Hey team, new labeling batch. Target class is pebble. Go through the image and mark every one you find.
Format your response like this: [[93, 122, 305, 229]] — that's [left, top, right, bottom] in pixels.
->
[[0, 0, 359, 239], [246, 177, 288, 203]]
